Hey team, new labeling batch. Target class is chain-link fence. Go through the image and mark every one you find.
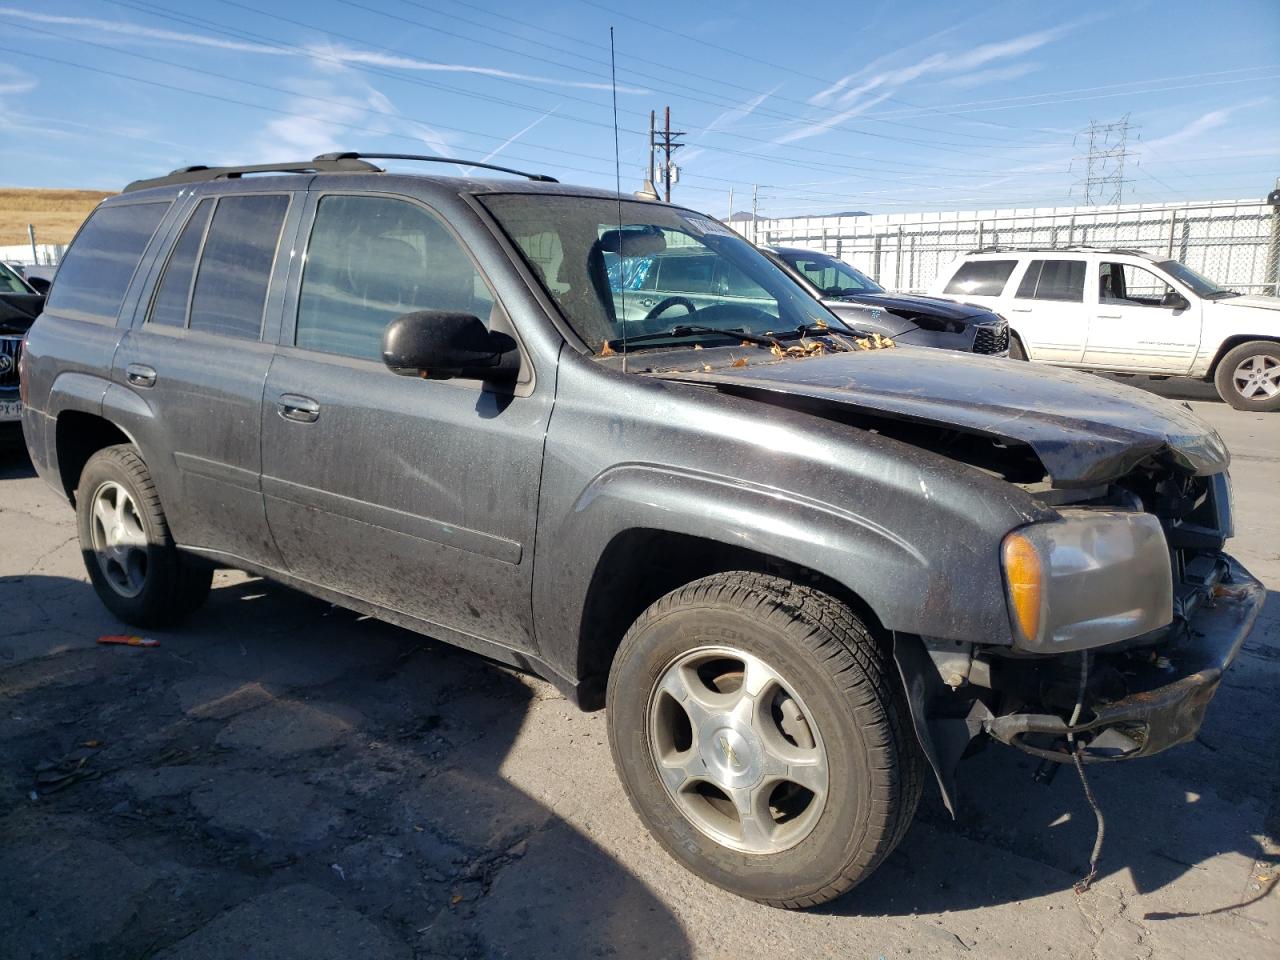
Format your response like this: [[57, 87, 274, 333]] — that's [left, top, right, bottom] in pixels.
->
[[740, 197, 1280, 296]]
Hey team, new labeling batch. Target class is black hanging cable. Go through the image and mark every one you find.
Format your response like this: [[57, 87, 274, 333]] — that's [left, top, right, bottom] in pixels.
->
[[1068, 650, 1105, 893]]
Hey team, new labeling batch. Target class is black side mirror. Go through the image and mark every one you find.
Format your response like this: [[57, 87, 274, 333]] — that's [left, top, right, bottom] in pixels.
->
[[27, 276, 51, 295], [382, 310, 519, 382], [1162, 290, 1190, 311]]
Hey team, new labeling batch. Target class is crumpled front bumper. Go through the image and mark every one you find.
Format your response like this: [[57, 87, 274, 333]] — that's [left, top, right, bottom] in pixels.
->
[[985, 556, 1265, 763]]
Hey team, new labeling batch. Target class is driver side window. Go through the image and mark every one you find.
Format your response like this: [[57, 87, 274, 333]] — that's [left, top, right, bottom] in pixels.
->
[[1099, 262, 1176, 307], [295, 195, 494, 361]]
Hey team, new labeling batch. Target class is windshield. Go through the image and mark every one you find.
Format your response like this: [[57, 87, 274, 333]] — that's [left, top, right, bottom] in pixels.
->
[[0, 262, 32, 294], [778, 249, 884, 296], [480, 194, 838, 352], [1157, 260, 1236, 299]]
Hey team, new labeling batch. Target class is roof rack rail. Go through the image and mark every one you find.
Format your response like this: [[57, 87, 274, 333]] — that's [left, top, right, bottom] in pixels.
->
[[122, 157, 383, 193], [314, 152, 558, 183], [965, 244, 1159, 258]]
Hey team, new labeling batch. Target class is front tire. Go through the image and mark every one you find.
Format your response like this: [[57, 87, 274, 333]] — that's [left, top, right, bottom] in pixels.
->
[[606, 572, 923, 908], [1214, 341, 1280, 411], [1008, 333, 1028, 361], [76, 444, 212, 627]]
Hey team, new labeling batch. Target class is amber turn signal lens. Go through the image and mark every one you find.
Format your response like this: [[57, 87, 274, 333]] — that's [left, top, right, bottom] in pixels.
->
[[1002, 532, 1044, 644]]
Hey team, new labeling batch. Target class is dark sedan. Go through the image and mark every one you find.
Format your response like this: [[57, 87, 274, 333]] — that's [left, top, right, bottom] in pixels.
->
[[764, 246, 1009, 355]]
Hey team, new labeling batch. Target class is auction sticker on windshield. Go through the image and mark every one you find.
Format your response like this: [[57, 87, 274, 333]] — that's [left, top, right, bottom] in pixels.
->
[[681, 214, 735, 238]]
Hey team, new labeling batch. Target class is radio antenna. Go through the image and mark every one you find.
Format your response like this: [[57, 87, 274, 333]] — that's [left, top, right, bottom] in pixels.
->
[[609, 26, 628, 374]]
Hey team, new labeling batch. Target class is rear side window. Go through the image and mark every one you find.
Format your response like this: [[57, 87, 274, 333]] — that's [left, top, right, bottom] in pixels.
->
[[1015, 259, 1085, 302], [943, 259, 1016, 297], [189, 194, 289, 339], [45, 202, 168, 324], [148, 199, 214, 327]]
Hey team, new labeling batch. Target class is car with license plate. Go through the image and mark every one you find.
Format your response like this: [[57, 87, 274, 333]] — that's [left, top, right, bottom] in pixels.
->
[[0, 260, 43, 426], [19, 153, 1265, 908]]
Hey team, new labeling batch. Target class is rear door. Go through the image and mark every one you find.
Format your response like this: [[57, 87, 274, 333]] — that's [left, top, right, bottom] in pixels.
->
[[113, 189, 299, 566], [260, 191, 551, 652], [1003, 257, 1088, 364], [1083, 260, 1201, 372]]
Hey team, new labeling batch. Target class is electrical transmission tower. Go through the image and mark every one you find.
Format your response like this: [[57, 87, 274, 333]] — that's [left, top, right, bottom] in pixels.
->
[[1071, 114, 1136, 205]]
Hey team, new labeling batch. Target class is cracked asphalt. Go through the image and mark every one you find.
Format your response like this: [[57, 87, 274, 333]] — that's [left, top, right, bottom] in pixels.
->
[[1, 391, 1277, 960]]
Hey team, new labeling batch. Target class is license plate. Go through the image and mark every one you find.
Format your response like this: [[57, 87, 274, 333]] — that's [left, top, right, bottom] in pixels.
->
[[0, 400, 21, 422]]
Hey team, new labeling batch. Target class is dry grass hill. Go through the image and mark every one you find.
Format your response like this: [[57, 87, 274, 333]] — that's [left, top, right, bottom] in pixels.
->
[[0, 188, 116, 246]]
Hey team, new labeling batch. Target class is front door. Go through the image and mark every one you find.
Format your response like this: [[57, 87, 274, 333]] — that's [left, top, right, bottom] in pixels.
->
[[1003, 257, 1088, 364], [260, 192, 551, 651], [1083, 260, 1201, 372]]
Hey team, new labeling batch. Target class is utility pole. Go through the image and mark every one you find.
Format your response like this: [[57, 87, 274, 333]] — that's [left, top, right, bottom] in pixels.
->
[[727, 188, 733, 222], [751, 185, 759, 244], [1071, 114, 1136, 205], [652, 105, 685, 202]]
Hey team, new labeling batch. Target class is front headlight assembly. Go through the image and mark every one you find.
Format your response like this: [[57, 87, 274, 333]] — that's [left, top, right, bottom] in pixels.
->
[[1001, 510, 1173, 653]]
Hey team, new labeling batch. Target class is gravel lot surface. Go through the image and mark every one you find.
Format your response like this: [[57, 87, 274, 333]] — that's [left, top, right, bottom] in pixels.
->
[[1, 389, 1276, 960]]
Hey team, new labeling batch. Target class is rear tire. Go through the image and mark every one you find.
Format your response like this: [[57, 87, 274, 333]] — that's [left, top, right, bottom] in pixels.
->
[[606, 572, 923, 908], [76, 444, 212, 627], [1213, 341, 1280, 411]]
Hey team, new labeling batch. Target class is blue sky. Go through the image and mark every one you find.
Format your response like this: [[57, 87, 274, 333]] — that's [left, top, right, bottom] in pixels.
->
[[1, 0, 1277, 216]]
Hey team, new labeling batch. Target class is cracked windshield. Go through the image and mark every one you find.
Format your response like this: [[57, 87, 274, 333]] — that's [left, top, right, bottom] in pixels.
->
[[482, 194, 846, 354]]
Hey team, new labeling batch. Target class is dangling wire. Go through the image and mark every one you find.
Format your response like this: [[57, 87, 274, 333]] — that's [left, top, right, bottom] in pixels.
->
[[1069, 650, 1105, 893]]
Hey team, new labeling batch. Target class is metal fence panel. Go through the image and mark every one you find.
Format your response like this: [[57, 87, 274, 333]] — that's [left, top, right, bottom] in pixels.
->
[[742, 198, 1280, 296]]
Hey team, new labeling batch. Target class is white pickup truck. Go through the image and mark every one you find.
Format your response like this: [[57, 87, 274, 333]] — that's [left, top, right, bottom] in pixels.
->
[[930, 247, 1280, 411]]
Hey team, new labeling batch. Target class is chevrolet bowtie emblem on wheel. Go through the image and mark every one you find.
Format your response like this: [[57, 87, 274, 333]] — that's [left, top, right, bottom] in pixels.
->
[[718, 736, 742, 770]]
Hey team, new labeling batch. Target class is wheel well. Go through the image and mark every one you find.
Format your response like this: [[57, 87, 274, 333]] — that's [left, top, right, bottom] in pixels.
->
[[1206, 335, 1280, 379], [574, 529, 884, 711], [55, 412, 131, 504]]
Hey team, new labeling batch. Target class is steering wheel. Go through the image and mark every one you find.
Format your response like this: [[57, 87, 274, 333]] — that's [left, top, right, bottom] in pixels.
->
[[644, 296, 698, 322]]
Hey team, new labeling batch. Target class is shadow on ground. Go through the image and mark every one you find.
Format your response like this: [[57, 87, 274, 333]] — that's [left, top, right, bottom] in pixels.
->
[[0, 575, 692, 960]]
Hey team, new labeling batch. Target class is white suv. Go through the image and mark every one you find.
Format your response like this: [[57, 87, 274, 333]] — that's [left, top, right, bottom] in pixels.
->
[[930, 248, 1280, 411]]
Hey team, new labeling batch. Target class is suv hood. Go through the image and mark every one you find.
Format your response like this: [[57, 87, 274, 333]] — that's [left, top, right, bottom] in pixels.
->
[[1209, 294, 1280, 313], [831, 292, 995, 323], [658, 348, 1227, 486]]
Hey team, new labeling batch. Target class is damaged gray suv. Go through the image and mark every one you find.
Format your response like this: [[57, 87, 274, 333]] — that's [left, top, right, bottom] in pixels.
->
[[20, 153, 1265, 908]]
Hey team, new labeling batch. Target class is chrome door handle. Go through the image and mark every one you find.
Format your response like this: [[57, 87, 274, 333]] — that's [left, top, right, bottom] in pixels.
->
[[1096, 314, 1122, 319], [1009, 307, 1032, 313], [277, 394, 320, 423], [125, 363, 157, 388]]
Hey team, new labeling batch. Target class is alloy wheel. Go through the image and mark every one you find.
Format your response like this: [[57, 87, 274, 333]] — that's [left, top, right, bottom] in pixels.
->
[[89, 480, 149, 598], [1232, 354, 1280, 400], [647, 645, 829, 854]]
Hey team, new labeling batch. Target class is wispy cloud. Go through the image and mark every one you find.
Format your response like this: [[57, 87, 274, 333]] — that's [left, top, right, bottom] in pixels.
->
[[0, 8, 289, 55], [790, 25, 1073, 144], [0, 7, 647, 94], [0, 63, 36, 97], [469, 108, 558, 168], [941, 62, 1041, 90], [704, 88, 778, 136], [1138, 99, 1268, 153], [775, 91, 896, 144], [306, 43, 648, 94]]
